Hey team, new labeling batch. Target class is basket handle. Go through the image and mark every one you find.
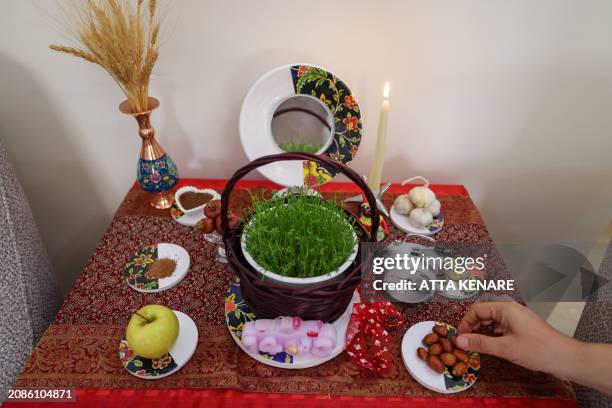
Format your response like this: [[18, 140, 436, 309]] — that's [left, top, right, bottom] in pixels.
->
[[220, 152, 379, 242]]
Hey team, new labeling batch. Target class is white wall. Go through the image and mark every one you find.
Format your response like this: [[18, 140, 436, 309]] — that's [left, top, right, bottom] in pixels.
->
[[1, 0, 611, 295]]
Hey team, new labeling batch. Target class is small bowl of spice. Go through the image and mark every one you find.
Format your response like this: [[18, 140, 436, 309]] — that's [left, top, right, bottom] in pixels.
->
[[172, 186, 221, 227]]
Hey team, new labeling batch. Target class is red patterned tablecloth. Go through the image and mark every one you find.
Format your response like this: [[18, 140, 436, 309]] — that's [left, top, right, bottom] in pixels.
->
[[7, 179, 577, 407]]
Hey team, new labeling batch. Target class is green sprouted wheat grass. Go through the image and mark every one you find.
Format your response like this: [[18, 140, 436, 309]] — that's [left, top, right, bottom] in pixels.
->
[[277, 141, 323, 154], [243, 189, 357, 278]]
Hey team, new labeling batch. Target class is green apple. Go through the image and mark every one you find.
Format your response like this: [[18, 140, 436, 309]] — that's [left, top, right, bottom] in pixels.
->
[[126, 304, 179, 359]]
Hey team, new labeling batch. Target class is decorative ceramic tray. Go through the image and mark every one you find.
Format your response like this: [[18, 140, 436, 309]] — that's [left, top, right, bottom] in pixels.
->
[[225, 279, 359, 369], [390, 204, 444, 236], [123, 243, 190, 293], [401, 321, 480, 393], [119, 311, 198, 380], [240, 64, 362, 187]]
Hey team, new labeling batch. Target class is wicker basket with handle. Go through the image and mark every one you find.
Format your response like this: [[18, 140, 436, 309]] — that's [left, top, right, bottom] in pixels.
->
[[220, 152, 379, 322]]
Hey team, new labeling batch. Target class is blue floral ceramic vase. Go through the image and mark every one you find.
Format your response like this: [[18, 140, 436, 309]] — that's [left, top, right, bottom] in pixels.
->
[[120, 97, 179, 209]]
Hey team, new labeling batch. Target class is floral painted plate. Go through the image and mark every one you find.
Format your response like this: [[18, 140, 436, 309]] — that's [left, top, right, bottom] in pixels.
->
[[401, 321, 480, 394], [390, 204, 444, 236], [240, 64, 362, 187], [225, 279, 359, 369], [123, 243, 190, 293], [119, 310, 198, 380]]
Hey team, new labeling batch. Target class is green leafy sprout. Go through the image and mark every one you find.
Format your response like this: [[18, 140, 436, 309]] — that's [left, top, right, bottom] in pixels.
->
[[243, 189, 357, 278], [277, 140, 323, 154]]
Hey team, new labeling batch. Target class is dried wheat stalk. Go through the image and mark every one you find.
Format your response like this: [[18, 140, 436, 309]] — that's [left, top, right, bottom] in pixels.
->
[[50, 0, 160, 113]]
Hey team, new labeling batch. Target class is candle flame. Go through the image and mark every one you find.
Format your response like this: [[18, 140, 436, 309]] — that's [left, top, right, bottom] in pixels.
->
[[383, 82, 390, 99]]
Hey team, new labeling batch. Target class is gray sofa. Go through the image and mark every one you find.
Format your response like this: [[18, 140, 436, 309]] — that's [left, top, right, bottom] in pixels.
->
[[0, 140, 61, 401], [573, 240, 612, 408]]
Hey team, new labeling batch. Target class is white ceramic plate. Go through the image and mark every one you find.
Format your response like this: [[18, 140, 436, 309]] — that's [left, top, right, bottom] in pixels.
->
[[401, 321, 480, 394], [390, 204, 444, 236], [225, 280, 359, 369], [123, 243, 190, 293], [239, 63, 362, 187], [171, 187, 221, 227], [119, 311, 198, 380]]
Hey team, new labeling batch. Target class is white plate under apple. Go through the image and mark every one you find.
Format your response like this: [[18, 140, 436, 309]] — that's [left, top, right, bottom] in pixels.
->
[[120, 309, 198, 380]]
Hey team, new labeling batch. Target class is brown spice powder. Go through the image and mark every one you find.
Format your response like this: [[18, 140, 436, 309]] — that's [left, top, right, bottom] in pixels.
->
[[179, 191, 213, 210], [148, 258, 177, 279]]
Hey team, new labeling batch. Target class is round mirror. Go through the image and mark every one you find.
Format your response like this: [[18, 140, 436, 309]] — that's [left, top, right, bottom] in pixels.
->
[[240, 64, 362, 187], [271, 95, 334, 154]]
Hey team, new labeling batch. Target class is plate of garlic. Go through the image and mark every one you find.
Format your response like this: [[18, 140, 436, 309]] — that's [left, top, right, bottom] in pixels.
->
[[390, 176, 444, 236]]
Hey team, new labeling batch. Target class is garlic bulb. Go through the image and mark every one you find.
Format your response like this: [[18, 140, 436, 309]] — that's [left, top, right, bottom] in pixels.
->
[[408, 186, 435, 208], [409, 208, 433, 228], [393, 194, 413, 215], [426, 199, 441, 217]]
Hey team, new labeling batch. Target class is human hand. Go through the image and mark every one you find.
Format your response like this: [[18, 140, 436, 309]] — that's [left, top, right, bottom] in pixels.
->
[[456, 302, 579, 376]]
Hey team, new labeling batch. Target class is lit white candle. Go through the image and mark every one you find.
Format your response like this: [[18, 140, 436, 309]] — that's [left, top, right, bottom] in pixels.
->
[[368, 81, 390, 193]]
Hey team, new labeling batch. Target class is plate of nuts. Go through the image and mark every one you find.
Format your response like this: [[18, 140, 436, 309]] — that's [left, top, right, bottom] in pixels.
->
[[401, 321, 480, 393]]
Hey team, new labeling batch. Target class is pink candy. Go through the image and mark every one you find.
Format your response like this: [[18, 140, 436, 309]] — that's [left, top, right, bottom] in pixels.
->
[[242, 316, 337, 357]]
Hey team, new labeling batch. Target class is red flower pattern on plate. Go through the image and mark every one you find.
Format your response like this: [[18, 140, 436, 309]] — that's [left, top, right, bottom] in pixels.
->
[[344, 95, 357, 109], [152, 354, 172, 370], [463, 373, 477, 385], [225, 297, 237, 314], [343, 113, 359, 132]]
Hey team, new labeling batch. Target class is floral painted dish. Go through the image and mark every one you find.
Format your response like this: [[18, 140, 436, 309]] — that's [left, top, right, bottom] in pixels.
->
[[401, 321, 480, 393], [123, 243, 190, 293], [225, 278, 359, 369], [240, 64, 362, 187], [119, 311, 198, 380], [390, 204, 444, 236]]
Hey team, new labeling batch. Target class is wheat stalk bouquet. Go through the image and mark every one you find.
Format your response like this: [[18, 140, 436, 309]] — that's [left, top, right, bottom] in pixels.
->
[[50, 0, 160, 113]]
